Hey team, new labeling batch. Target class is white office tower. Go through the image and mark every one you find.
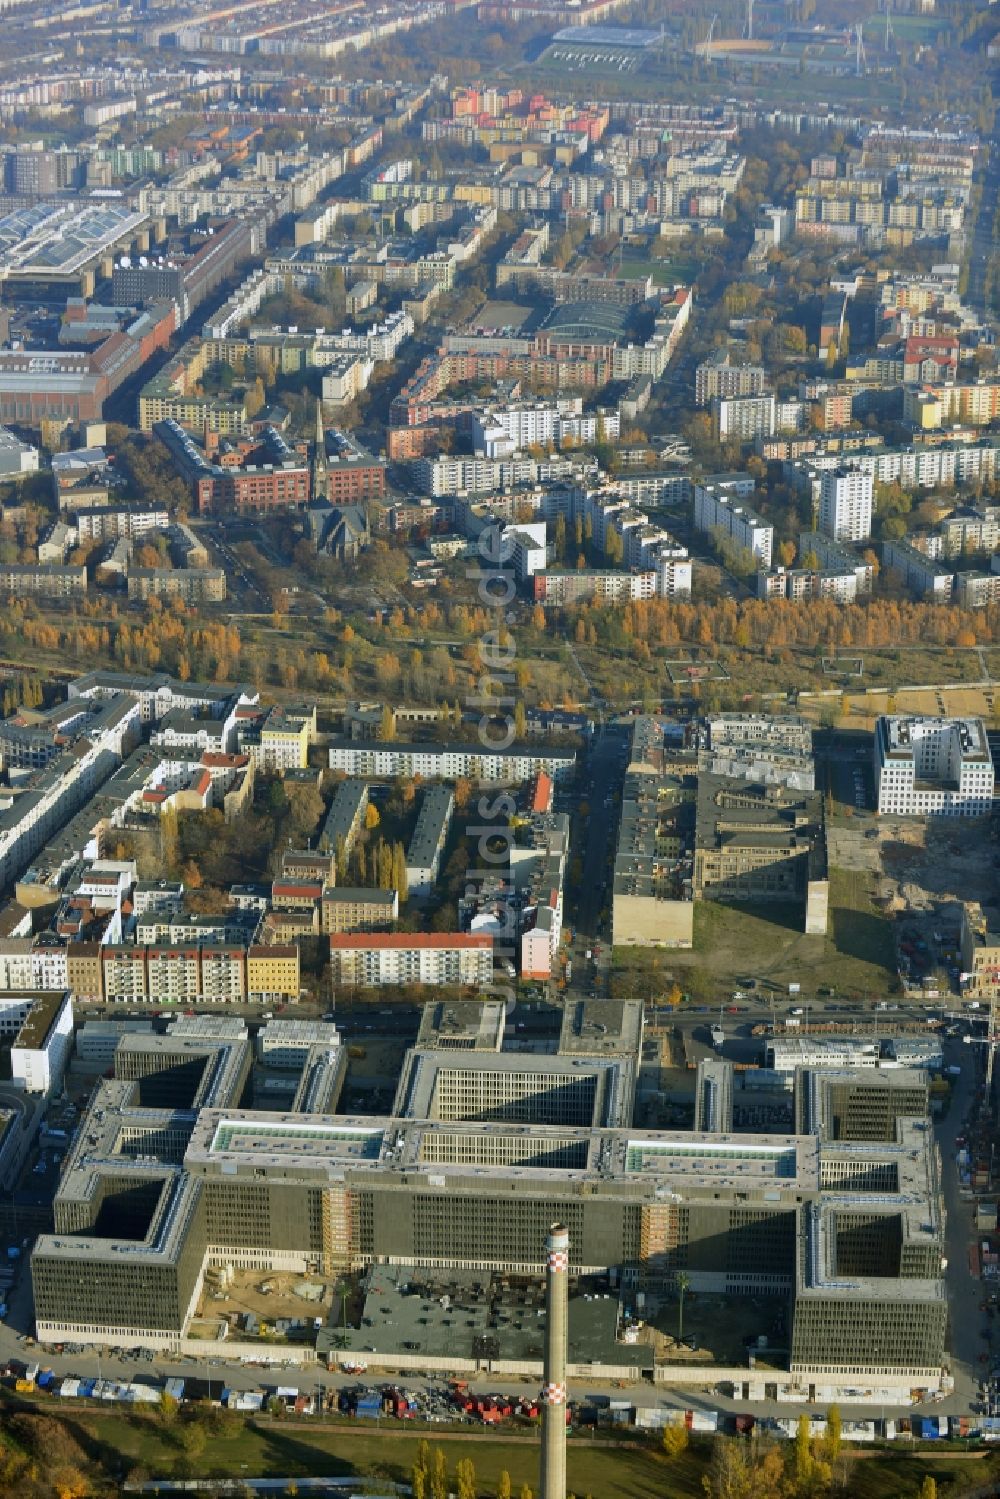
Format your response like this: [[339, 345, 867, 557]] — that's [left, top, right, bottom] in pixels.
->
[[875, 716, 994, 817]]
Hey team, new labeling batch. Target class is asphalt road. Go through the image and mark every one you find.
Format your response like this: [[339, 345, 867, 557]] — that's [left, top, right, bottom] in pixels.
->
[[561, 723, 628, 996]]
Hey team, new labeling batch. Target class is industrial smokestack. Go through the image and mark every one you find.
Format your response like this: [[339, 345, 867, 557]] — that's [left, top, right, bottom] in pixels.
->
[[541, 1222, 569, 1499]]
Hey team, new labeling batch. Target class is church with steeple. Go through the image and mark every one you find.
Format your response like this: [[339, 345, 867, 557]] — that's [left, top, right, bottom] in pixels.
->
[[311, 399, 329, 503], [304, 399, 373, 563]]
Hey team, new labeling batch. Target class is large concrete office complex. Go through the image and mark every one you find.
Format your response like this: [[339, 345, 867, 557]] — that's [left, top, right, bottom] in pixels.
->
[[874, 715, 994, 817], [31, 1001, 947, 1392]]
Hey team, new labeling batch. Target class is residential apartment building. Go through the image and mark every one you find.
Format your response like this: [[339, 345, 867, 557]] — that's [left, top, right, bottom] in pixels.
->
[[693, 480, 773, 567], [328, 932, 493, 988], [716, 393, 775, 442], [0, 565, 86, 599], [756, 567, 859, 603], [532, 568, 656, 606], [881, 538, 954, 600], [320, 888, 398, 934], [318, 778, 369, 861], [236, 706, 310, 772], [818, 469, 874, 544], [405, 785, 454, 899], [327, 741, 575, 784], [798, 531, 875, 594], [695, 350, 767, 407], [127, 568, 227, 604], [99, 943, 300, 1004]]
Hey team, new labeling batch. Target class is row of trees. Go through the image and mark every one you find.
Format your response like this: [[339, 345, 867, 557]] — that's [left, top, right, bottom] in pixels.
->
[[699, 1415, 939, 1499], [410, 1441, 595, 1499]]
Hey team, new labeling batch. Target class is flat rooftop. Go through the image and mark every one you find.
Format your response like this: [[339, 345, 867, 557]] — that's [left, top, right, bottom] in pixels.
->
[[416, 1000, 506, 1052], [211, 1121, 383, 1163], [318, 1262, 628, 1370], [13, 990, 69, 1053]]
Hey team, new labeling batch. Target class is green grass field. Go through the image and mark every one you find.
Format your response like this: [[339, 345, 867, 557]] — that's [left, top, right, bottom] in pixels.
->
[[611, 879, 895, 1004], [619, 256, 697, 287], [62, 1411, 676, 1496], [52, 1407, 1000, 1498], [863, 11, 949, 42]]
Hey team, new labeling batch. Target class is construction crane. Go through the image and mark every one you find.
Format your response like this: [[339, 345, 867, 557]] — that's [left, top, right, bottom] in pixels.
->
[[964, 1008, 1000, 1094], [704, 13, 719, 48]]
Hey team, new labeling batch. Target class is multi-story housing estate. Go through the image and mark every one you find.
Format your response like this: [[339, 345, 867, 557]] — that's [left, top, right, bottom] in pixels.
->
[[0, 695, 140, 892], [756, 568, 859, 603], [235, 705, 310, 772], [127, 569, 227, 604], [797, 532, 875, 594], [881, 538, 954, 600], [533, 568, 656, 606], [693, 479, 773, 567], [154, 419, 311, 515], [100, 943, 300, 1005], [320, 888, 398, 934]]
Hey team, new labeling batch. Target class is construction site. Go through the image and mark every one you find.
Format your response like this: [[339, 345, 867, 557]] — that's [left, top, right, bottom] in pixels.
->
[[189, 1266, 347, 1346]]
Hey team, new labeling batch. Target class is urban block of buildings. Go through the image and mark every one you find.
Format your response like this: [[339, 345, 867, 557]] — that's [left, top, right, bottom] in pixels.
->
[[28, 1000, 948, 1401]]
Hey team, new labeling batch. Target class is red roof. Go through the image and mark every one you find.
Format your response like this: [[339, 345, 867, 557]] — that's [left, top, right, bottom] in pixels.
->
[[329, 932, 492, 950], [529, 771, 553, 814]]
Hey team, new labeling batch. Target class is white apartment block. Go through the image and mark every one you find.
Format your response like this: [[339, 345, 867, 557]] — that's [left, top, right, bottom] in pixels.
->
[[818, 469, 874, 543], [875, 715, 994, 818], [0, 940, 68, 991], [693, 481, 773, 567], [415, 455, 540, 497], [328, 933, 493, 988], [327, 741, 576, 783], [69, 670, 255, 727], [792, 441, 1000, 501], [716, 393, 776, 441], [473, 402, 619, 460], [881, 537, 954, 600], [11, 990, 74, 1095], [501, 522, 547, 582], [656, 549, 694, 598], [757, 567, 858, 603], [74, 506, 169, 544], [798, 531, 875, 594]]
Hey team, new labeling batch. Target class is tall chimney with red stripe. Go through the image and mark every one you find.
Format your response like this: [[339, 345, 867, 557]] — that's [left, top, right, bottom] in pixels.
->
[[541, 1222, 569, 1499]]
